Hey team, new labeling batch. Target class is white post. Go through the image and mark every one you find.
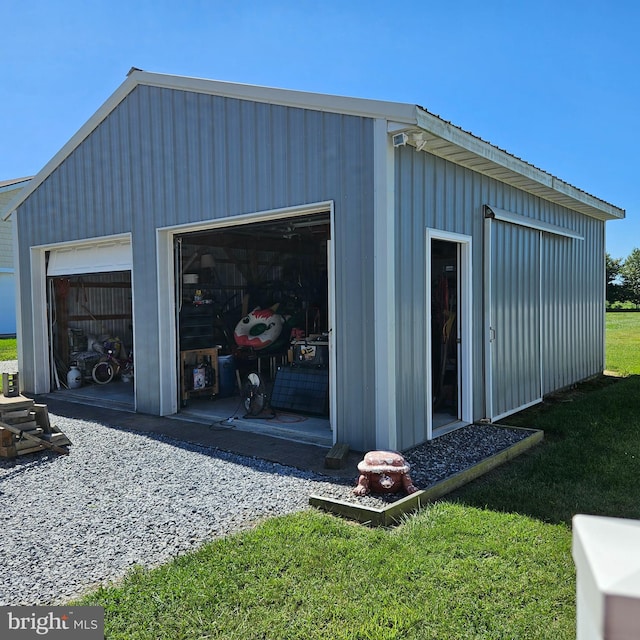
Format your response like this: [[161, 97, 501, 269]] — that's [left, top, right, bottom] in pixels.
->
[[572, 514, 640, 639]]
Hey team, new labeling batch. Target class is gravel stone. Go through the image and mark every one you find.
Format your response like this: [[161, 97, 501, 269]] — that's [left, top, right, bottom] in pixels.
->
[[0, 358, 535, 604], [0, 413, 341, 605], [317, 423, 533, 508]]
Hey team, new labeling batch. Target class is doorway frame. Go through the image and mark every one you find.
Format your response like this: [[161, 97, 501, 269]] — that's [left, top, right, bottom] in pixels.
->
[[425, 229, 473, 439], [28, 233, 135, 397], [156, 201, 337, 441]]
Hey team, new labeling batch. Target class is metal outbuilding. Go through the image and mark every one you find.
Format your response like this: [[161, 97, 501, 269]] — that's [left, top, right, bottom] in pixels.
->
[[6, 70, 624, 452]]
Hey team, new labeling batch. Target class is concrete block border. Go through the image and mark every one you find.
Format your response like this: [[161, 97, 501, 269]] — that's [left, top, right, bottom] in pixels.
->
[[309, 426, 543, 526]]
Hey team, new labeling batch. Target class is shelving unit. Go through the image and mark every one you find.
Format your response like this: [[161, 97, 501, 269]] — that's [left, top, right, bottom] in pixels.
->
[[179, 303, 216, 350]]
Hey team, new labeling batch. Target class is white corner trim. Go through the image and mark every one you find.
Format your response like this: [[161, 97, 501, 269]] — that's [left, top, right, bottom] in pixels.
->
[[373, 119, 397, 450]]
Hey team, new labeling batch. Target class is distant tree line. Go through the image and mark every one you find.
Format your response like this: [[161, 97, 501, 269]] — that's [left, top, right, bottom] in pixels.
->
[[607, 249, 640, 309]]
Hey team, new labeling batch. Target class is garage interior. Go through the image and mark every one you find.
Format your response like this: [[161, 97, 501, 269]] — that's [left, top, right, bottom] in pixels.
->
[[47, 213, 333, 446], [175, 212, 332, 445], [47, 269, 134, 407]]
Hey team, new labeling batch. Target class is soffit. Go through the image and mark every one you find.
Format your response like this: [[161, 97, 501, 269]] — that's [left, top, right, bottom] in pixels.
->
[[412, 107, 624, 221]]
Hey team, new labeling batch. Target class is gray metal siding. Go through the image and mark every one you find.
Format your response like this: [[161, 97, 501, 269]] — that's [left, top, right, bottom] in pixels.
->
[[395, 146, 605, 449], [16, 86, 377, 450], [489, 220, 541, 418], [395, 149, 487, 449], [541, 216, 605, 394]]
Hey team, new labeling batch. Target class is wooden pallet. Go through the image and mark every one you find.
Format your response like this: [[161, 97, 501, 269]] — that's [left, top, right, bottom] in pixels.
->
[[0, 394, 71, 458]]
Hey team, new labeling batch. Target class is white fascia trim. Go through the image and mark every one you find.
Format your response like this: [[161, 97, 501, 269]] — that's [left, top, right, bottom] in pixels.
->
[[133, 70, 418, 121], [416, 107, 624, 221], [373, 118, 397, 450]]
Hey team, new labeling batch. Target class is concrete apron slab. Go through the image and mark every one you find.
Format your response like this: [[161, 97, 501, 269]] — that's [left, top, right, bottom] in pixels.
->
[[309, 427, 543, 527]]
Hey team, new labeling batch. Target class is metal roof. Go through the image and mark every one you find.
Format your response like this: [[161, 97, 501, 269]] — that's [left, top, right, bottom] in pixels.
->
[[0, 177, 32, 221], [0, 177, 32, 191], [4, 70, 624, 222]]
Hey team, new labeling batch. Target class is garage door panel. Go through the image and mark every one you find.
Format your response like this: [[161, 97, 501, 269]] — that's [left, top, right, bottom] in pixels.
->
[[47, 237, 132, 276]]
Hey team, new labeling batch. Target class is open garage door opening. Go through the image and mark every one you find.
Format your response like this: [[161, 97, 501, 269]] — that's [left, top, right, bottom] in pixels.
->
[[175, 211, 333, 446], [45, 240, 134, 411]]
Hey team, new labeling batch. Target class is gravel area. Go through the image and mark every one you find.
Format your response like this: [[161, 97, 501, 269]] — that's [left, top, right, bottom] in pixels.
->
[[317, 423, 533, 507], [0, 358, 535, 605], [0, 414, 347, 605]]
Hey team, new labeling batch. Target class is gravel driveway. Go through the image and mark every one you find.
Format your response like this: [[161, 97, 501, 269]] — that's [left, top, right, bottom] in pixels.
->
[[1, 420, 346, 605], [0, 359, 533, 605], [0, 363, 345, 605]]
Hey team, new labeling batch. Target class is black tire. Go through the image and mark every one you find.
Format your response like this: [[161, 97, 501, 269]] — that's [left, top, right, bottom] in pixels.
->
[[92, 361, 115, 385]]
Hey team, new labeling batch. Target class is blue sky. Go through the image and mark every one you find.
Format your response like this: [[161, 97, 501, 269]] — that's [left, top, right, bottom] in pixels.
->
[[2, 0, 637, 259]]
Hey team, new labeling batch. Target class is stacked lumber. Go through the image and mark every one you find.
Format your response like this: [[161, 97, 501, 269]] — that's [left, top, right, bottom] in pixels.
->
[[0, 394, 71, 458]]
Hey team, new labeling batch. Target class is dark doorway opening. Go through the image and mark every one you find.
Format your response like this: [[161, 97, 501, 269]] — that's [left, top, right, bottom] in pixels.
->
[[430, 239, 460, 431]]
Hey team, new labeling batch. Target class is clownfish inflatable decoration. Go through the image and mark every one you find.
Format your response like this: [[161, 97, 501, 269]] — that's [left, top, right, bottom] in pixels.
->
[[234, 307, 285, 350]]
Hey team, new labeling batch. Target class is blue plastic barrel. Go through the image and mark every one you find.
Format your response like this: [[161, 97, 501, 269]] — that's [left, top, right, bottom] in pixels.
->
[[218, 355, 237, 397]]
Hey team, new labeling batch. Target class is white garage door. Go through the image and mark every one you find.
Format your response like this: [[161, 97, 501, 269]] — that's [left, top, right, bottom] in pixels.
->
[[47, 237, 132, 276]]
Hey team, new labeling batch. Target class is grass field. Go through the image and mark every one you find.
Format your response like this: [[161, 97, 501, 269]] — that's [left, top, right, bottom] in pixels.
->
[[0, 337, 16, 361], [605, 312, 640, 375], [3, 315, 639, 638]]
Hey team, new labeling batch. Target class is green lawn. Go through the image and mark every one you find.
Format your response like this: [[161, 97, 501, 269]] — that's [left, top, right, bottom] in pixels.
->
[[0, 337, 17, 361], [5, 316, 640, 638], [606, 311, 640, 375], [84, 506, 572, 640]]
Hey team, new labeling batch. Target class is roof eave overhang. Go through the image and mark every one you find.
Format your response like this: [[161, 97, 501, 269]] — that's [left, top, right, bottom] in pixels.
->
[[4, 71, 624, 224], [413, 107, 624, 222]]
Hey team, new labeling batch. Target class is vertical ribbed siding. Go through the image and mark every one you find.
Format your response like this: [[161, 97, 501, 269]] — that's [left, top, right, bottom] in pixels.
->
[[489, 222, 541, 418], [15, 86, 377, 450], [541, 215, 605, 394], [395, 148, 487, 449], [394, 146, 606, 448]]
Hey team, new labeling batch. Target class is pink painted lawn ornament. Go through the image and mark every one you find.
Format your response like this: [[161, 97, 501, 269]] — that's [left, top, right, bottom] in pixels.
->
[[353, 450, 418, 496]]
